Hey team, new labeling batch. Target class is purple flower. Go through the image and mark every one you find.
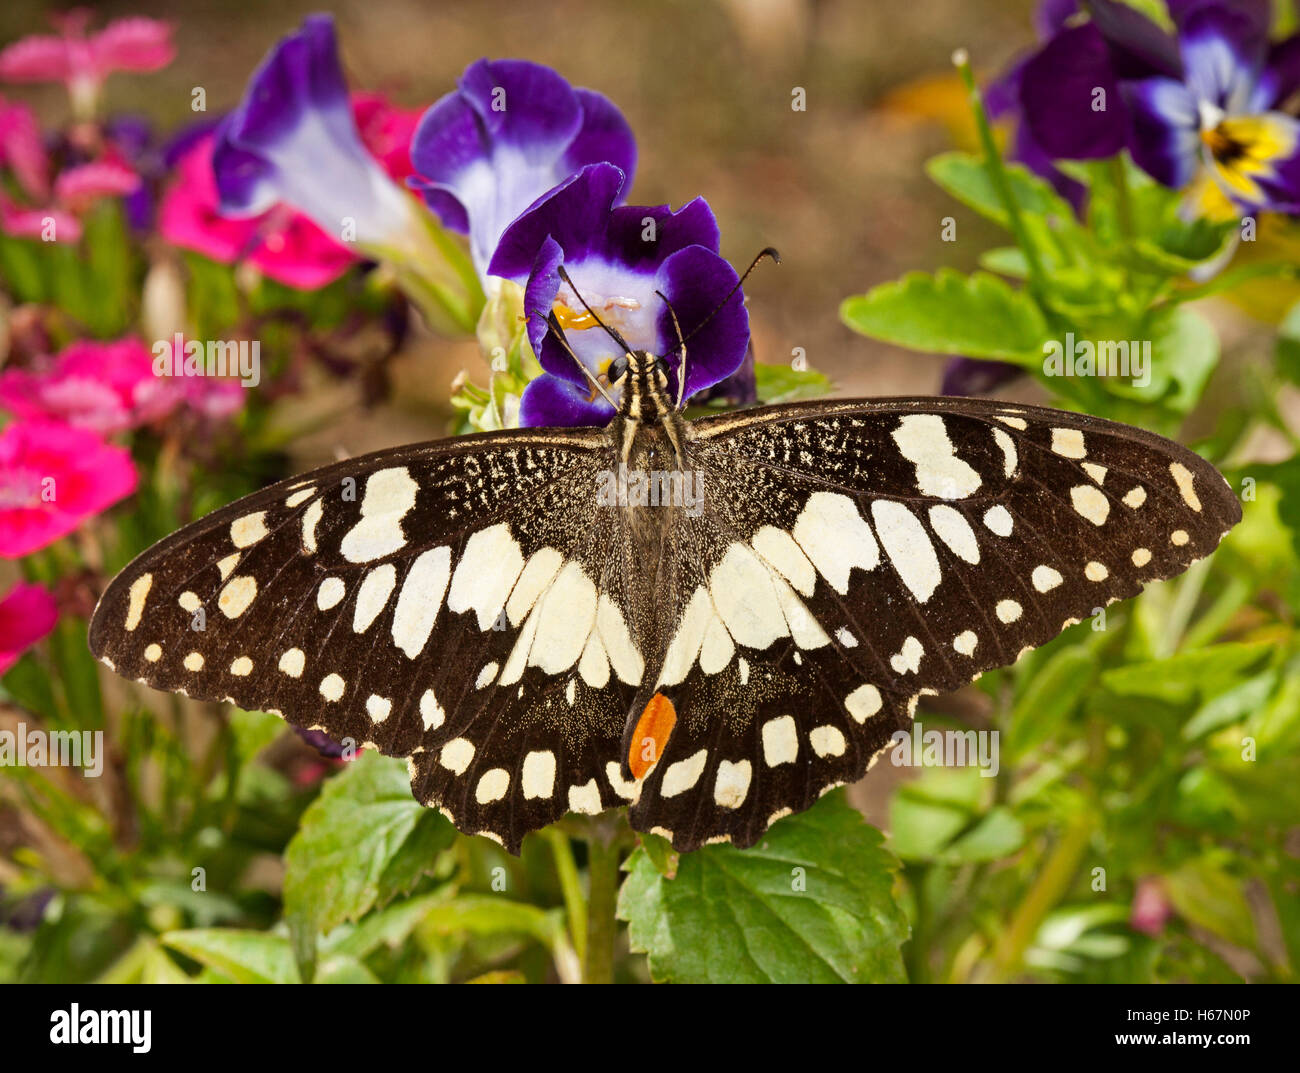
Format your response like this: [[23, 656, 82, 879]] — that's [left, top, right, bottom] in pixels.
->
[[1018, 0, 1300, 213], [409, 58, 636, 280], [485, 164, 748, 427], [212, 15, 419, 252]]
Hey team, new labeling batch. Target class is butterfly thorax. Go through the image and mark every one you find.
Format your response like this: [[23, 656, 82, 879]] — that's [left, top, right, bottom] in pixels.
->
[[610, 350, 688, 469]]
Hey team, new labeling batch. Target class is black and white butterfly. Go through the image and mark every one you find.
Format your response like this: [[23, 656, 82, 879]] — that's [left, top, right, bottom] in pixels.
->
[[89, 282, 1241, 853]]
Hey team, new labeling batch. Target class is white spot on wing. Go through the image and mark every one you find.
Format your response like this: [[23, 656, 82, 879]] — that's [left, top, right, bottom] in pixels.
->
[[761, 715, 799, 767], [713, 759, 752, 808], [892, 414, 981, 497], [810, 725, 846, 758], [447, 523, 524, 630], [873, 501, 942, 601], [792, 492, 879, 595], [230, 512, 269, 548], [661, 749, 708, 797], [352, 563, 397, 633], [928, 504, 980, 564], [340, 467, 419, 563], [391, 546, 451, 659], [124, 573, 152, 631], [1071, 485, 1110, 526], [219, 576, 257, 618], [522, 751, 556, 799]]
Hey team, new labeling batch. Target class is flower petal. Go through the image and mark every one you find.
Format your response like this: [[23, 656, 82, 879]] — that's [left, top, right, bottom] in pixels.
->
[[1178, 3, 1268, 113], [1020, 25, 1130, 160], [655, 244, 748, 399], [1122, 76, 1201, 187], [0, 583, 58, 675], [519, 371, 614, 428]]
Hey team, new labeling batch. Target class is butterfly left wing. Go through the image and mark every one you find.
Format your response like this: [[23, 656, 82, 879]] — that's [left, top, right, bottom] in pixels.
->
[[89, 429, 648, 852], [625, 396, 1240, 851]]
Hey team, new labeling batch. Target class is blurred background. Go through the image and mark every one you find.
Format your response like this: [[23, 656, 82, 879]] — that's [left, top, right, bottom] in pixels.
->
[[1, 0, 1055, 455]]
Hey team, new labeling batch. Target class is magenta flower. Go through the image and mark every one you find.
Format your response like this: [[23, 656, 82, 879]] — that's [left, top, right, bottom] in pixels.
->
[[0, 583, 58, 676], [0, 336, 243, 434], [0, 420, 137, 558], [1130, 876, 1173, 938], [0, 95, 49, 199], [0, 10, 174, 117]]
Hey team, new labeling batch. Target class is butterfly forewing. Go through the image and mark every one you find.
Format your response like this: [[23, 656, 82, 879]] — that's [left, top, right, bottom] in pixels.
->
[[90, 395, 1240, 854]]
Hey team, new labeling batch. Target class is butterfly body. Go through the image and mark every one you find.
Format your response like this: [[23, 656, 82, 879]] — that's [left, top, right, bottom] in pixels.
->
[[90, 386, 1240, 852]]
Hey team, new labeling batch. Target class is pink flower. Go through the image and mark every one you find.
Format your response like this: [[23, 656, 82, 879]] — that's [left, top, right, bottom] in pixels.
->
[[0, 93, 140, 243], [0, 337, 245, 433], [0, 94, 49, 198], [0, 11, 174, 116], [0, 198, 82, 242], [0, 420, 137, 558], [1130, 877, 1173, 938], [0, 583, 58, 675], [0, 338, 169, 433], [352, 92, 423, 184], [159, 135, 357, 289], [54, 158, 140, 210]]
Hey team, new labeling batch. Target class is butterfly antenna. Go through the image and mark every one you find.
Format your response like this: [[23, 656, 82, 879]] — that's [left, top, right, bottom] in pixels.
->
[[546, 311, 617, 408], [555, 265, 637, 358], [670, 246, 780, 353], [655, 290, 689, 410]]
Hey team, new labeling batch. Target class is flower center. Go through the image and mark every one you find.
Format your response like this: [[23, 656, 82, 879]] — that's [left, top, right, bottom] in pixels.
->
[[1201, 122, 1248, 166], [0, 470, 43, 511]]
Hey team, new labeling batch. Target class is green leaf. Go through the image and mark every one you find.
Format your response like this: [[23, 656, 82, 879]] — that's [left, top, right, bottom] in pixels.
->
[[753, 359, 832, 403], [840, 268, 1050, 363], [1100, 643, 1271, 704], [1145, 305, 1219, 414], [323, 891, 445, 961], [618, 791, 908, 983], [943, 806, 1025, 862], [637, 831, 680, 878], [1182, 671, 1277, 740], [282, 752, 456, 972], [1163, 856, 1258, 952], [1008, 645, 1097, 756], [161, 929, 298, 984], [926, 151, 1079, 231]]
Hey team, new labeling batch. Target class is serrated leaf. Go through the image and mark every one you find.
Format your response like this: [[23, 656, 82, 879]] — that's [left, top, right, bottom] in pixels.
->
[[636, 831, 680, 878], [618, 791, 908, 983], [840, 268, 1049, 363], [283, 751, 455, 944]]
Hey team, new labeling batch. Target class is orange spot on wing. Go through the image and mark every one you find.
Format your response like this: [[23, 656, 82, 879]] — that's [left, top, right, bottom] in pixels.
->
[[629, 693, 676, 780]]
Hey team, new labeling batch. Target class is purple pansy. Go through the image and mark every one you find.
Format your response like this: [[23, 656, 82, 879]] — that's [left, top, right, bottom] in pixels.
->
[[1018, 0, 1300, 212], [486, 164, 748, 427], [212, 15, 417, 250], [409, 57, 636, 279]]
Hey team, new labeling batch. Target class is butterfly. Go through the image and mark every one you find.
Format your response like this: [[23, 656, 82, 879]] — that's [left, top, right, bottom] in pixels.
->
[[89, 268, 1241, 854]]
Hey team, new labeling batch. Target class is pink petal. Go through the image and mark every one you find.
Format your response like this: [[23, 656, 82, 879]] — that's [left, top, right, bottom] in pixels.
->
[[0, 419, 138, 558], [0, 582, 59, 675], [0, 35, 73, 84], [55, 158, 141, 208], [0, 95, 50, 198], [88, 17, 175, 78], [0, 195, 81, 242], [352, 91, 423, 183]]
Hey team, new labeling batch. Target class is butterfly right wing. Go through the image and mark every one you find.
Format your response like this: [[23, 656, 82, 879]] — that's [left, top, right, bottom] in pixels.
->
[[89, 428, 646, 852]]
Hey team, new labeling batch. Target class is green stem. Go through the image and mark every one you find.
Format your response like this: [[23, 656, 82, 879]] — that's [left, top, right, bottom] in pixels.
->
[[583, 829, 620, 985], [1164, 261, 1300, 306], [544, 828, 587, 964], [989, 811, 1093, 982], [952, 49, 1048, 298], [1110, 155, 1136, 243]]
